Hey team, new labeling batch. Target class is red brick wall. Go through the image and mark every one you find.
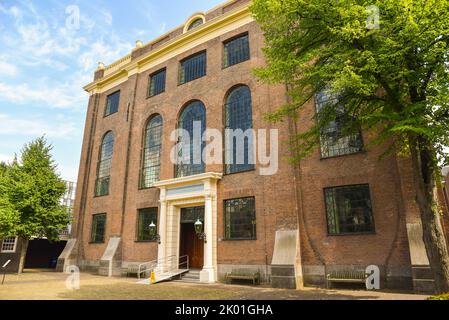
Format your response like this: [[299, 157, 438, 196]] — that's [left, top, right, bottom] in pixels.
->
[[73, 11, 418, 287]]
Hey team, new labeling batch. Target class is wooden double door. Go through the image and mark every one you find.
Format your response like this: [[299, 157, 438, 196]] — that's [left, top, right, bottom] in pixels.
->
[[179, 207, 204, 269]]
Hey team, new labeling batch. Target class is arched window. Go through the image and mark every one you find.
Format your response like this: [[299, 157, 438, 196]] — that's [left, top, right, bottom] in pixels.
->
[[187, 18, 204, 31], [95, 131, 114, 196], [175, 101, 206, 178], [225, 85, 254, 174], [140, 115, 163, 188]]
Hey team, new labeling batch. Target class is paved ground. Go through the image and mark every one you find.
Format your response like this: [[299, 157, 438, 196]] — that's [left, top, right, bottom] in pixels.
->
[[0, 270, 429, 300]]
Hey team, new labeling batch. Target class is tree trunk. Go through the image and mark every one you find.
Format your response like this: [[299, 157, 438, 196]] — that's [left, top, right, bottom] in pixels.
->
[[17, 237, 29, 274], [411, 140, 449, 294]]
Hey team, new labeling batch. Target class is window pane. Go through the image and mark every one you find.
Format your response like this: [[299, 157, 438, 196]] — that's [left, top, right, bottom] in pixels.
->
[[95, 132, 114, 196], [175, 101, 206, 178], [324, 185, 375, 235], [180, 52, 206, 84], [316, 90, 363, 158], [1, 237, 17, 252], [137, 208, 158, 241], [91, 214, 106, 243], [149, 69, 166, 97], [141, 115, 163, 188], [224, 197, 256, 240], [105, 91, 120, 116], [224, 34, 250, 67], [225, 85, 254, 174], [187, 18, 203, 31]]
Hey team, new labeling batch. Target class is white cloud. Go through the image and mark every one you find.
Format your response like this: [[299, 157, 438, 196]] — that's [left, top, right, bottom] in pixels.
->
[[0, 114, 77, 138], [57, 163, 79, 182], [78, 39, 132, 71], [0, 61, 17, 76], [0, 81, 87, 109], [0, 153, 14, 164]]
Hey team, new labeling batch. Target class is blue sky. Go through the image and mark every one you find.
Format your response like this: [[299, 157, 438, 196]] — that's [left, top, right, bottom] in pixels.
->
[[0, 0, 223, 182]]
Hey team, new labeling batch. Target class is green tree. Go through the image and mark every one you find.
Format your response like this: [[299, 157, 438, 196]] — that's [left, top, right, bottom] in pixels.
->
[[0, 137, 68, 273], [251, 0, 449, 292]]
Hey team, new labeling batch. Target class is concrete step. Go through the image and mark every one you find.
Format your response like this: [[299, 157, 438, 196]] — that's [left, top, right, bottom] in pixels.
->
[[175, 278, 201, 283], [413, 279, 436, 294], [412, 266, 434, 280], [181, 270, 201, 281]]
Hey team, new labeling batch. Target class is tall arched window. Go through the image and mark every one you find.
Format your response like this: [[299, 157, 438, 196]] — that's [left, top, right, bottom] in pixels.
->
[[225, 85, 254, 174], [140, 115, 163, 188], [95, 131, 114, 196], [175, 101, 206, 178]]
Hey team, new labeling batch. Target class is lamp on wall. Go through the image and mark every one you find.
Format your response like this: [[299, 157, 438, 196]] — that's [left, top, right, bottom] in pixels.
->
[[194, 218, 207, 243], [149, 221, 161, 244]]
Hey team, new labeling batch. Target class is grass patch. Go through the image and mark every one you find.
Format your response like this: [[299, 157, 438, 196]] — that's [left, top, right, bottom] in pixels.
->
[[428, 293, 449, 300], [59, 282, 254, 300]]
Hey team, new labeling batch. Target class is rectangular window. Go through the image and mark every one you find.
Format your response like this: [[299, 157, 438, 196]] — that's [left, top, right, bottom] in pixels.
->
[[179, 51, 206, 84], [324, 184, 375, 235], [91, 214, 106, 243], [224, 197, 256, 240], [136, 208, 158, 241], [148, 69, 166, 97], [316, 91, 363, 158], [1, 237, 17, 253], [223, 33, 250, 68], [104, 91, 120, 116]]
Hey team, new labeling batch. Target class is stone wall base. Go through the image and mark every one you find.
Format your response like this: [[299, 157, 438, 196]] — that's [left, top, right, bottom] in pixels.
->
[[72, 260, 416, 291]]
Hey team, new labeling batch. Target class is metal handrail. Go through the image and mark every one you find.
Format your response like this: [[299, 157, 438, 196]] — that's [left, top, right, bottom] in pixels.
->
[[137, 255, 190, 279], [138, 254, 176, 279], [179, 255, 189, 271]]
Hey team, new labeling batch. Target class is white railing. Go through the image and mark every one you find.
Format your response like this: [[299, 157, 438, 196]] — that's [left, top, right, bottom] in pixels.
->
[[179, 255, 189, 271], [137, 255, 189, 279]]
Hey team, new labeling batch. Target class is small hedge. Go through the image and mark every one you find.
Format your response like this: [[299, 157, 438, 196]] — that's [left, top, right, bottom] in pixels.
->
[[428, 293, 449, 300]]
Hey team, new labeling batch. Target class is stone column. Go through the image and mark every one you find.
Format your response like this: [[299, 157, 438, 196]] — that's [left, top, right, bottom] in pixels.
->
[[157, 188, 167, 272], [200, 193, 215, 283]]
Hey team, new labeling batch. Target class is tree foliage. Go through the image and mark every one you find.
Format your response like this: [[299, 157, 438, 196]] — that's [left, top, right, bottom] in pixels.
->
[[0, 137, 68, 241], [251, 0, 449, 164], [251, 0, 449, 293]]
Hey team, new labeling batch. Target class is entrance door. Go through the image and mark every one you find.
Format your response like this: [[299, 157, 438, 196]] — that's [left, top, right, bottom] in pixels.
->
[[180, 207, 204, 269]]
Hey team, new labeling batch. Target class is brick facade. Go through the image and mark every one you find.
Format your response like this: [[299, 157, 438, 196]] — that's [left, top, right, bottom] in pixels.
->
[[63, 0, 443, 290]]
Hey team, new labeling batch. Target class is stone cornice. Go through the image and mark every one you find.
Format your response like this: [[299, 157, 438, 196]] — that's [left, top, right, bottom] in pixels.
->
[[153, 172, 223, 189], [83, 3, 252, 94]]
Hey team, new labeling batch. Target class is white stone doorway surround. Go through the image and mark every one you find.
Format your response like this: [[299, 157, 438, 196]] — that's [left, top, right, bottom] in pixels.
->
[[153, 172, 222, 283]]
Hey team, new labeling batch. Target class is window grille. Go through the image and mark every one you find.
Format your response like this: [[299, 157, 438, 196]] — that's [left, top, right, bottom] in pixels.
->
[[225, 85, 254, 174], [187, 18, 204, 31], [137, 208, 158, 241], [104, 91, 120, 116], [223, 33, 250, 68], [315, 91, 363, 158], [140, 115, 163, 188], [224, 197, 256, 240], [179, 51, 207, 84], [1, 237, 17, 253], [91, 214, 106, 243], [95, 132, 114, 196], [175, 101, 206, 178], [148, 69, 166, 97], [324, 184, 375, 235]]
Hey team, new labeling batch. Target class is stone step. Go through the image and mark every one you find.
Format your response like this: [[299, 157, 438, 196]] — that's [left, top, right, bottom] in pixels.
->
[[175, 278, 201, 283], [413, 279, 436, 294], [183, 274, 200, 279], [412, 266, 434, 280]]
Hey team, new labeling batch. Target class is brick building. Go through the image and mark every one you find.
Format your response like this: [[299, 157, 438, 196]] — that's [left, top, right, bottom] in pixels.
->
[[57, 0, 447, 292]]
